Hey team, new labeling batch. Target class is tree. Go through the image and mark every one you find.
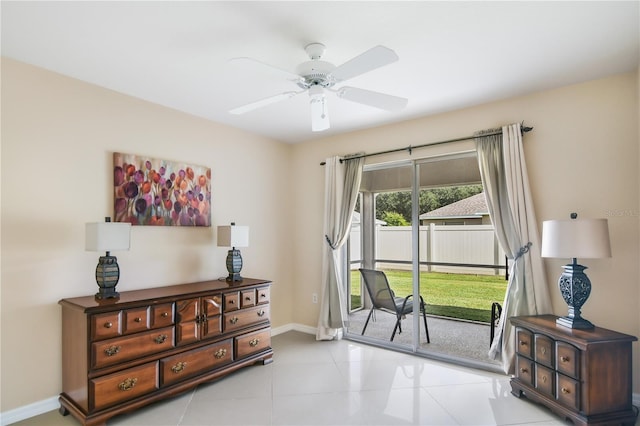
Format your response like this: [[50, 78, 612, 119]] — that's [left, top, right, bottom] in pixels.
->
[[375, 184, 483, 224], [382, 211, 409, 226]]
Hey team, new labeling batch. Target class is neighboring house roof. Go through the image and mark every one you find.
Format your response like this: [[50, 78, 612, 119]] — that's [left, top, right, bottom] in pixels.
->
[[419, 193, 488, 220]]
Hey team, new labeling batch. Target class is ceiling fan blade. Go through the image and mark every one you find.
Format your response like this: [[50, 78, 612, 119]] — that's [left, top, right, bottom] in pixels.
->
[[229, 57, 302, 84], [336, 86, 408, 111], [230, 91, 300, 115], [330, 45, 399, 83], [309, 87, 330, 132]]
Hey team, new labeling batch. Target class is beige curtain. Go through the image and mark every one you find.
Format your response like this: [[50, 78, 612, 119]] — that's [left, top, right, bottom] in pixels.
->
[[476, 123, 552, 374], [316, 155, 364, 340]]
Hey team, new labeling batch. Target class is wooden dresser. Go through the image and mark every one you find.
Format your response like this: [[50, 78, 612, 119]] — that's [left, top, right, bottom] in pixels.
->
[[510, 315, 637, 425], [58, 278, 272, 426]]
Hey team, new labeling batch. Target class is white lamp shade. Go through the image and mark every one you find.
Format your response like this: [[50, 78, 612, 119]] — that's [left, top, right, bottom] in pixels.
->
[[541, 218, 611, 259], [86, 222, 131, 252], [217, 225, 249, 248]]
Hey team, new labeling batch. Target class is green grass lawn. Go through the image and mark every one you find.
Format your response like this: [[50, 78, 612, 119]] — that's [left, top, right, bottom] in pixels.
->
[[350, 269, 506, 323]]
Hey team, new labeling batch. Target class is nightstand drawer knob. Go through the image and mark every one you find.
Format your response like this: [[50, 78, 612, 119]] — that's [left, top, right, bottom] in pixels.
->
[[171, 361, 187, 373], [118, 377, 137, 391], [214, 348, 227, 359], [104, 345, 121, 357], [104, 322, 113, 328]]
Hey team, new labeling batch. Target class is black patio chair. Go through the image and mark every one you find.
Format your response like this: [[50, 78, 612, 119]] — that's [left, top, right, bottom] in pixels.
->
[[358, 268, 430, 343]]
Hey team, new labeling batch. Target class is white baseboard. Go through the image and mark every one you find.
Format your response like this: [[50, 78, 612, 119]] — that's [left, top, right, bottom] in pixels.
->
[[0, 396, 59, 426], [3, 323, 638, 425]]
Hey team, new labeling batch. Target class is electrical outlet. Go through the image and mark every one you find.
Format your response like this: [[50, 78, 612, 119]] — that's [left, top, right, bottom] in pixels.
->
[[312, 293, 318, 304]]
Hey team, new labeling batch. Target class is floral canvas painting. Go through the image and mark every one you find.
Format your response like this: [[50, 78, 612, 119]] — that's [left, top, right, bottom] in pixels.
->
[[113, 153, 211, 226]]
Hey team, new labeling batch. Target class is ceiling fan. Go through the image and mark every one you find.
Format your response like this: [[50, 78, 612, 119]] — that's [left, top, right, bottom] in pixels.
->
[[229, 43, 408, 132]]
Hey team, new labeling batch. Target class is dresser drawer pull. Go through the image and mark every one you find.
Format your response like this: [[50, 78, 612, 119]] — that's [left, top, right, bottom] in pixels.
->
[[161, 312, 169, 318], [230, 317, 238, 324], [541, 347, 546, 354], [171, 361, 187, 373], [541, 375, 547, 383], [214, 348, 227, 359], [154, 334, 168, 344], [519, 368, 528, 374], [245, 296, 252, 301], [228, 300, 235, 305], [519, 340, 528, 346], [249, 338, 260, 347], [118, 377, 138, 391], [257, 310, 266, 317], [104, 322, 113, 328], [561, 387, 570, 394], [134, 317, 142, 323], [104, 345, 121, 357], [560, 356, 570, 363], [260, 293, 267, 298]]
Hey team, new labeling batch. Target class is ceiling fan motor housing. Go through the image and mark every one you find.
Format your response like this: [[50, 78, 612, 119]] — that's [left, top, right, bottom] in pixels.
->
[[296, 60, 336, 89]]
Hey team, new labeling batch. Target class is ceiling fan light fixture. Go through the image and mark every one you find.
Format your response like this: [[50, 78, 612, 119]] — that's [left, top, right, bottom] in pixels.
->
[[309, 86, 329, 132]]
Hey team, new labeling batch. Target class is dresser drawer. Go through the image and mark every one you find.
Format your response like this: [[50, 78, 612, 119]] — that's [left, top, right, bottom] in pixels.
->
[[224, 305, 269, 332], [124, 307, 150, 334], [91, 311, 122, 341], [160, 339, 233, 386], [92, 327, 175, 369], [556, 373, 580, 410], [534, 334, 554, 367], [90, 362, 159, 411], [257, 287, 270, 305], [241, 289, 256, 308], [515, 355, 534, 386], [556, 341, 580, 379], [535, 364, 554, 397], [515, 327, 533, 358], [151, 303, 174, 328], [224, 292, 240, 312], [235, 328, 271, 359]]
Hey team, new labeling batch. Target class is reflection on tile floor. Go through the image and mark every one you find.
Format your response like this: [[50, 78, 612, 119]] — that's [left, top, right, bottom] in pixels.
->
[[14, 330, 634, 425]]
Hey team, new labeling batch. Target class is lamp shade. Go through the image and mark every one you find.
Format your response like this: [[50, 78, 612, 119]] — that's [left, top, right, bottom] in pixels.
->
[[217, 225, 249, 248], [541, 218, 611, 259], [86, 222, 131, 252]]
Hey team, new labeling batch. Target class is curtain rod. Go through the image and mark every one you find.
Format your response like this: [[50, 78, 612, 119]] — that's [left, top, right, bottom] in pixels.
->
[[319, 123, 533, 166]]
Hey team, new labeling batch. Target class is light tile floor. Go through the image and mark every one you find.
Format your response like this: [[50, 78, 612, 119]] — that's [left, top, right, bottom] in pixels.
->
[[13, 331, 637, 425]]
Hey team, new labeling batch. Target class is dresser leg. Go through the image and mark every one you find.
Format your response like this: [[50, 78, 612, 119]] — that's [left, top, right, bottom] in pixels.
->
[[58, 405, 69, 416]]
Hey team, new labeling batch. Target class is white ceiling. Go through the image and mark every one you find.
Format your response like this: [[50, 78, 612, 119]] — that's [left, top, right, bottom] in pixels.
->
[[2, 1, 638, 144]]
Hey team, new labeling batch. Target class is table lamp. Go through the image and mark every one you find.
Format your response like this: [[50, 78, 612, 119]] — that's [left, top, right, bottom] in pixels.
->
[[217, 222, 249, 282], [86, 217, 131, 299], [541, 213, 611, 329]]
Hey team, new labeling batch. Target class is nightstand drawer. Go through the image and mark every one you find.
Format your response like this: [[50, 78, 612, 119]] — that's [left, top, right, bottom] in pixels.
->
[[224, 305, 269, 332], [534, 334, 553, 367], [515, 327, 533, 358], [515, 355, 534, 386], [556, 373, 580, 410], [556, 341, 579, 379], [91, 362, 159, 411], [92, 327, 175, 369], [235, 328, 271, 359], [160, 339, 233, 386], [535, 364, 554, 397]]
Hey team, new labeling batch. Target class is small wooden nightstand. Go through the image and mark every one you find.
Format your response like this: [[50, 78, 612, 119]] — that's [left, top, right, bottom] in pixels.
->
[[510, 315, 637, 426]]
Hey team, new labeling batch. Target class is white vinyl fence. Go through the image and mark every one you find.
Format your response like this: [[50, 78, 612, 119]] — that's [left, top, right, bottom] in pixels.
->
[[350, 224, 506, 275]]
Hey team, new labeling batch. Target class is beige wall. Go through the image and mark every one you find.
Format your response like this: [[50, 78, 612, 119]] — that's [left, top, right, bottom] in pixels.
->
[[0, 58, 295, 411], [291, 71, 640, 390], [2, 57, 639, 415]]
